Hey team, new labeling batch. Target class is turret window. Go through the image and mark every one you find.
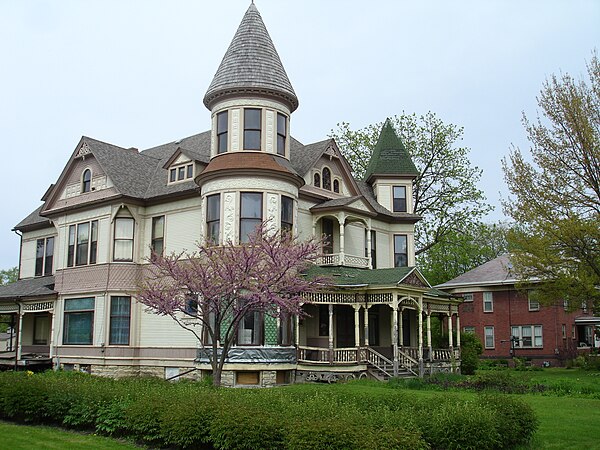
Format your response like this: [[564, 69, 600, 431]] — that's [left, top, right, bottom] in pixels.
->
[[393, 186, 407, 212], [206, 194, 221, 244], [277, 113, 287, 156], [394, 234, 408, 267], [281, 196, 293, 233], [82, 169, 91, 193], [217, 111, 228, 154], [240, 192, 263, 243], [244, 108, 261, 150]]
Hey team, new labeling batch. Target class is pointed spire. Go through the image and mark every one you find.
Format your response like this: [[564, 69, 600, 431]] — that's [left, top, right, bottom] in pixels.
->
[[203, 4, 298, 112], [363, 119, 419, 182]]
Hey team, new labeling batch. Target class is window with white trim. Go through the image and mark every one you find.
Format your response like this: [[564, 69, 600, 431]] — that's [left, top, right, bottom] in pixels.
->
[[151, 216, 165, 256], [217, 110, 228, 154], [528, 294, 540, 311], [394, 234, 408, 267], [239, 192, 262, 243], [483, 292, 493, 312], [67, 221, 98, 267], [462, 293, 473, 302], [206, 194, 221, 244], [392, 186, 407, 212], [35, 237, 54, 276], [244, 108, 261, 150], [276, 113, 286, 156], [63, 297, 95, 345], [114, 217, 134, 262], [281, 196, 293, 233], [463, 326, 475, 334], [168, 163, 194, 183], [562, 324, 566, 339], [511, 325, 543, 348], [109, 296, 131, 345], [484, 326, 495, 349]]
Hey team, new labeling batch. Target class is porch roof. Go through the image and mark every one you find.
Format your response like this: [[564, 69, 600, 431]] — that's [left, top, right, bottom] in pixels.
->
[[0, 276, 56, 301], [305, 266, 453, 299]]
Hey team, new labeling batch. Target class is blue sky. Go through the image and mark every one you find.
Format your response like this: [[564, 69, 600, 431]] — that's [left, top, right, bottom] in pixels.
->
[[0, 0, 598, 270]]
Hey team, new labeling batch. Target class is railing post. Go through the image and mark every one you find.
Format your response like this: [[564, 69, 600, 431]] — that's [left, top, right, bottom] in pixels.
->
[[364, 305, 370, 347], [353, 304, 361, 348]]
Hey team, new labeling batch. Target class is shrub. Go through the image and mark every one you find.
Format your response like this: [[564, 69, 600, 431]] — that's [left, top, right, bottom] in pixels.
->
[[478, 394, 538, 448], [460, 332, 483, 375]]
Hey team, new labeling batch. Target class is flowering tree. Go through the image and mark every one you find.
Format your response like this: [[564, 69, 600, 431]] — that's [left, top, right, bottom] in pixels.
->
[[137, 224, 328, 386]]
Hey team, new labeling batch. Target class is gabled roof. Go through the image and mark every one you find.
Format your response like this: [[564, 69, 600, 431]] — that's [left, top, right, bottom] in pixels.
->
[[289, 138, 330, 176], [0, 276, 56, 300], [364, 119, 419, 183], [436, 254, 518, 289], [203, 3, 298, 112]]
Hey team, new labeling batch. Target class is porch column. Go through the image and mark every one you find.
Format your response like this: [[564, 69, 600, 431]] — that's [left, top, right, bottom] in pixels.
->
[[418, 297, 424, 377], [328, 304, 334, 363], [337, 213, 346, 266], [16, 310, 24, 362], [391, 298, 399, 377], [295, 313, 300, 347], [398, 307, 403, 347], [48, 312, 55, 361], [312, 220, 317, 237], [364, 305, 370, 346], [426, 311, 432, 361], [456, 314, 461, 347], [448, 313, 454, 349], [353, 304, 361, 348]]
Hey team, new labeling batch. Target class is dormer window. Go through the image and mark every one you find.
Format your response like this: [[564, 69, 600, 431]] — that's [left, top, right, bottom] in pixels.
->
[[168, 163, 194, 184], [244, 108, 261, 150], [217, 111, 228, 154], [82, 169, 91, 193]]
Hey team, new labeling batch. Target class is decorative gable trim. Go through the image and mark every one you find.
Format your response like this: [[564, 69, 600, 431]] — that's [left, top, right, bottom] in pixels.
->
[[75, 142, 92, 158], [398, 268, 432, 289]]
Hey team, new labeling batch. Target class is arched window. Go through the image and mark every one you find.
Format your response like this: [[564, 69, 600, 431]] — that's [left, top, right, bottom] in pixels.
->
[[322, 167, 332, 190], [82, 169, 91, 193], [313, 173, 321, 188], [333, 179, 340, 193]]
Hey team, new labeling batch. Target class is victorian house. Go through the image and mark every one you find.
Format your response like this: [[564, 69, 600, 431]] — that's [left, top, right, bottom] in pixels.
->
[[0, 4, 460, 386]]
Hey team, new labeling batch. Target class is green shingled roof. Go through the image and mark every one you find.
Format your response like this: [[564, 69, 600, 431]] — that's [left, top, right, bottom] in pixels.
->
[[364, 119, 419, 182], [305, 265, 414, 286]]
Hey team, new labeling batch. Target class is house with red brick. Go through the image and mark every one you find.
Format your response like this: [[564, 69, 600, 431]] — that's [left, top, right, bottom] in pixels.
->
[[437, 254, 599, 366]]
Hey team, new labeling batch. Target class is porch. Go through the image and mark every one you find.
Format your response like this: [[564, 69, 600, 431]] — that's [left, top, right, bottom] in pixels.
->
[[297, 297, 462, 378]]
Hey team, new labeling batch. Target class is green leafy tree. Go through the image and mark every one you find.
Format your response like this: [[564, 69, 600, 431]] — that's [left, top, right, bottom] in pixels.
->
[[420, 222, 509, 285], [0, 267, 17, 286], [331, 112, 491, 257], [502, 51, 600, 312]]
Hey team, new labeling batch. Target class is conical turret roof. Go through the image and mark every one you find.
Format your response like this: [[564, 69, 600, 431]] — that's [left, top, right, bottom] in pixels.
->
[[203, 3, 298, 112], [364, 119, 419, 182]]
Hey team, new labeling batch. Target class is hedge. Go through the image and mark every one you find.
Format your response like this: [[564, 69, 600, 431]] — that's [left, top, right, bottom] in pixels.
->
[[0, 371, 536, 449]]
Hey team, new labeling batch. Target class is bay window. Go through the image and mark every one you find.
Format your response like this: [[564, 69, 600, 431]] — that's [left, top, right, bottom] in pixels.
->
[[114, 218, 134, 262], [237, 310, 263, 345], [68, 221, 98, 267]]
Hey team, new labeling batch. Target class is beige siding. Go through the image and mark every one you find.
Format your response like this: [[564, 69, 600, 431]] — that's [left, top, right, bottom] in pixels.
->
[[139, 311, 199, 347], [19, 227, 57, 279], [165, 209, 202, 254]]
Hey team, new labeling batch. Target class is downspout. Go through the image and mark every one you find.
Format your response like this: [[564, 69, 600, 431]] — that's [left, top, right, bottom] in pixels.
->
[[13, 301, 21, 371], [13, 229, 22, 280]]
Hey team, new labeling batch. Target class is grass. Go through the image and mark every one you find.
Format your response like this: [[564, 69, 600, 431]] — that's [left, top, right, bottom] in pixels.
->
[[0, 421, 141, 450]]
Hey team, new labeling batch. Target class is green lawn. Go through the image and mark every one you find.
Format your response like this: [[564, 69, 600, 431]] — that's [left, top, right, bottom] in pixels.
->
[[520, 395, 600, 449], [0, 421, 140, 450]]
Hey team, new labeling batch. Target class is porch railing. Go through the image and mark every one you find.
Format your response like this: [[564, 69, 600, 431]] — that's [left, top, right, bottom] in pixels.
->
[[315, 253, 369, 269], [298, 346, 359, 364], [403, 347, 460, 361], [397, 348, 418, 376]]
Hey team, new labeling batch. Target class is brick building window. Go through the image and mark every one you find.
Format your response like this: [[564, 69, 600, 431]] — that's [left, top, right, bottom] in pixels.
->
[[484, 326, 494, 349], [462, 293, 473, 302], [511, 325, 543, 348], [483, 292, 493, 312], [528, 294, 540, 311]]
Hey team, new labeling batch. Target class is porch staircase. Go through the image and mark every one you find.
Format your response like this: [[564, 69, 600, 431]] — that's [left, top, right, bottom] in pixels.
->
[[365, 348, 418, 381]]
